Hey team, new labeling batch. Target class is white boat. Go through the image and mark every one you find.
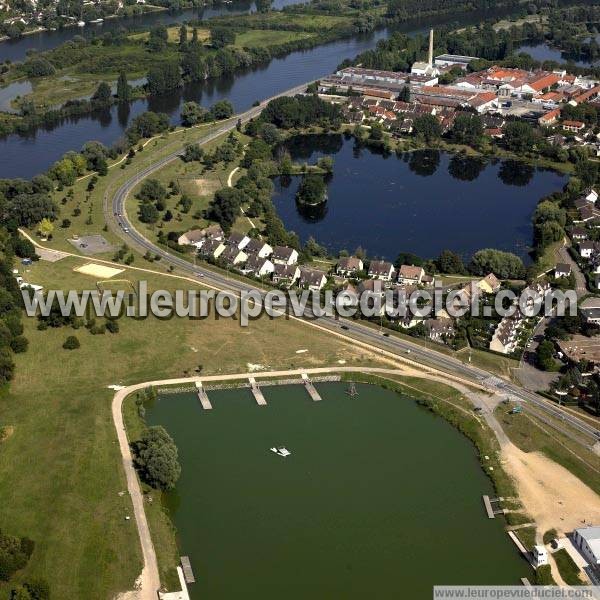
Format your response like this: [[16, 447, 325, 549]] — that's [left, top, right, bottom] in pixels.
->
[[270, 447, 278, 453], [77, 20, 85, 26], [90, 18, 104, 24], [278, 447, 291, 457]]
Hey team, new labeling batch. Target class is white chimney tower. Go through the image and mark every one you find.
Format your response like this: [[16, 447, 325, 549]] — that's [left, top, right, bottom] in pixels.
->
[[428, 28, 434, 67]]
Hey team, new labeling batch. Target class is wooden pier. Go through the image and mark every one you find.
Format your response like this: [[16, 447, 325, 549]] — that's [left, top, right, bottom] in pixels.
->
[[521, 578, 531, 587], [507, 531, 533, 565], [195, 381, 212, 410], [249, 377, 267, 406], [180, 556, 195, 584], [302, 373, 322, 401], [482, 495, 505, 518]]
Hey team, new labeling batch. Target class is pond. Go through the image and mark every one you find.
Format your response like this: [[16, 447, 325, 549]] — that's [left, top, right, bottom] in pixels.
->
[[145, 383, 531, 599], [517, 42, 599, 67], [271, 135, 567, 261]]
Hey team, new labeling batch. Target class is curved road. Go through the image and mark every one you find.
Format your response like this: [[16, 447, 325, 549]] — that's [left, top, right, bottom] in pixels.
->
[[104, 84, 600, 447]]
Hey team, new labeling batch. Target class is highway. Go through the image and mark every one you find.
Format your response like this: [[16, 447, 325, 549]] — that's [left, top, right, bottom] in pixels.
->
[[104, 83, 600, 448]]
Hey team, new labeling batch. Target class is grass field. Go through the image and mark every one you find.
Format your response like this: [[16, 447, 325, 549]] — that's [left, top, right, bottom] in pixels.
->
[[0, 255, 386, 599], [235, 29, 316, 47], [552, 548, 584, 585]]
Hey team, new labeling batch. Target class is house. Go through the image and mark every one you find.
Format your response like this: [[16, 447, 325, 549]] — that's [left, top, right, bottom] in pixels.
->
[[199, 239, 225, 259], [244, 238, 273, 258], [397, 264, 425, 285], [227, 232, 251, 250], [434, 54, 479, 69], [576, 204, 596, 223], [478, 273, 501, 294], [584, 188, 599, 203], [199, 224, 224, 241], [368, 260, 395, 282], [298, 268, 328, 291], [489, 312, 524, 354], [538, 108, 561, 126], [272, 264, 300, 286], [570, 226, 588, 241], [220, 245, 247, 266], [271, 246, 299, 266], [554, 263, 572, 279], [241, 254, 274, 278], [581, 307, 600, 325], [532, 545, 548, 568], [425, 318, 455, 342], [579, 240, 598, 259], [572, 526, 600, 566], [562, 120, 586, 133], [337, 256, 364, 277], [177, 229, 206, 247]]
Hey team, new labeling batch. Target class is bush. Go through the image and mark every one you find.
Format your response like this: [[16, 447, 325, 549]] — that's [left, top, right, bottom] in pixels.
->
[[0, 530, 34, 581], [106, 320, 119, 334], [10, 336, 28, 354], [63, 336, 80, 350]]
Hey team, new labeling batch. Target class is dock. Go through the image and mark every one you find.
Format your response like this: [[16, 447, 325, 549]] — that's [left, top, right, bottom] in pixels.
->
[[482, 495, 506, 519], [507, 531, 533, 564], [180, 556, 195, 584], [521, 578, 531, 587], [195, 381, 212, 410], [249, 377, 267, 406], [302, 373, 321, 401]]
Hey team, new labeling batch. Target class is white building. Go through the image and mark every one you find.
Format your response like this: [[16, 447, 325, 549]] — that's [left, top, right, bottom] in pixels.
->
[[532, 545, 548, 567], [411, 29, 440, 77], [573, 527, 600, 566]]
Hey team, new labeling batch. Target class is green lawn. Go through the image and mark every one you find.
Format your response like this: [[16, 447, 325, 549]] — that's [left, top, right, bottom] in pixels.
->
[[235, 29, 316, 47], [553, 548, 584, 585]]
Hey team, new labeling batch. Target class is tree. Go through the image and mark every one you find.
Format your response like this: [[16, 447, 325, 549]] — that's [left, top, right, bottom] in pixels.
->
[[296, 174, 327, 205], [62, 336, 80, 350], [394, 251, 423, 268], [126, 111, 169, 143], [91, 82, 111, 105], [470, 248, 524, 279], [138, 179, 167, 203], [147, 62, 182, 96], [116, 71, 131, 102], [132, 426, 181, 490], [37, 218, 54, 238], [207, 187, 247, 232], [533, 201, 566, 227], [13, 238, 37, 259], [210, 100, 234, 120], [182, 144, 204, 163], [437, 250, 465, 274], [148, 25, 168, 52], [181, 101, 207, 127], [413, 114, 442, 142], [504, 121, 536, 153], [450, 113, 483, 146], [536, 340, 557, 371], [178, 23, 188, 49], [210, 26, 235, 49], [139, 203, 160, 224], [4, 194, 57, 228]]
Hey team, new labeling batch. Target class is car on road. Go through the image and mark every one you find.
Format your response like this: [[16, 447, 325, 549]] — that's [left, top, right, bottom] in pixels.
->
[[341, 325, 349, 330], [123, 227, 129, 233]]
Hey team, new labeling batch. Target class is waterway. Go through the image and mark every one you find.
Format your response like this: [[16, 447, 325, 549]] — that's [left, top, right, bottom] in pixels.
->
[[145, 382, 531, 599], [0, 5, 525, 179], [271, 135, 567, 260], [517, 42, 600, 67]]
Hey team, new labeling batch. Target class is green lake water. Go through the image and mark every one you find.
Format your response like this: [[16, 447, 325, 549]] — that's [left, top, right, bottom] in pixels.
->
[[145, 382, 530, 598]]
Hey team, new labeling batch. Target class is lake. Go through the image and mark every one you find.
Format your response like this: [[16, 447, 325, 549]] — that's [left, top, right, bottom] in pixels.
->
[[517, 42, 599, 67], [271, 135, 567, 261], [145, 382, 530, 599]]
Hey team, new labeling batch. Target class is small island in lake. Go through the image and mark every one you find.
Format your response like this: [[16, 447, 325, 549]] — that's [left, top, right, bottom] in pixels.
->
[[296, 173, 328, 206]]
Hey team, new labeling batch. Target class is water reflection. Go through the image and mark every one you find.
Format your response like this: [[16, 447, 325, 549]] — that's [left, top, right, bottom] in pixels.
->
[[407, 149, 440, 177], [448, 154, 486, 182], [498, 160, 534, 187]]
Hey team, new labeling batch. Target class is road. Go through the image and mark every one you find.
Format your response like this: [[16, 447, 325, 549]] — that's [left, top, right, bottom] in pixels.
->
[[103, 83, 600, 448]]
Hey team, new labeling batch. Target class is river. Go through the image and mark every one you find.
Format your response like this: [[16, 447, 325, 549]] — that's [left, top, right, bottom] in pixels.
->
[[145, 383, 531, 598], [272, 135, 567, 260], [0, 5, 528, 179]]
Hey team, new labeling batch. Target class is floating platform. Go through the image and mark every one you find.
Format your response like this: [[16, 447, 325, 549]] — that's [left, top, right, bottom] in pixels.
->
[[195, 381, 212, 410], [180, 556, 195, 584], [521, 578, 531, 587], [301, 373, 321, 401], [482, 495, 495, 519], [249, 377, 267, 406]]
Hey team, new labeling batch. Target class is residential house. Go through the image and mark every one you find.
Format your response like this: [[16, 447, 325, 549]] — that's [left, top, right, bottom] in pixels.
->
[[489, 312, 524, 355], [562, 120, 586, 133], [538, 108, 561, 126], [581, 307, 600, 325], [584, 188, 599, 203], [368, 260, 395, 282], [397, 264, 425, 285], [425, 318, 455, 343], [244, 238, 273, 258], [579, 240, 598, 259], [572, 526, 600, 566], [570, 226, 589, 241], [220, 245, 247, 266], [298, 268, 328, 291], [272, 264, 300, 286], [199, 239, 225, 259], [478, 273, 501, 294], [177, 229, 206, 248], [554, 263, 572, 279], [271, 246, 299, 266], [337, 256, 364, 277], [241, 254, 274, 278], [227, 232, 251, 250]]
